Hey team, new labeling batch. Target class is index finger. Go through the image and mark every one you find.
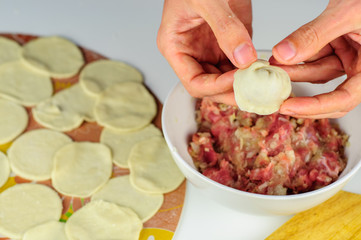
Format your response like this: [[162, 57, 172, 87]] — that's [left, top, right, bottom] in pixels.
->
[[171, 53, 237, 98], [279, 73, 361, 118]]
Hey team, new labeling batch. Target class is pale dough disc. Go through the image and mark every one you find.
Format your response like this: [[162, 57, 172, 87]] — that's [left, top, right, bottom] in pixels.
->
[[23, 221, 67, 240], [0, 61, 53, 106], [32, 83, 97, 132], [94, 82, 157, 132], [51, 142, 112, 198], [21, 36, 84, 78], [92, 175, 163, 222], [100, 124, 162, 168], [65, 200, 142, 240], [0, 37, 21, 65], [0, 183, 62, 239], [8, 129, 72, 181], [233, 60, 291, 115], [129, 136, 184, 194], [0, 152, 10, 188], [0, 98, 28, 145], [79, 59, 143, 96]]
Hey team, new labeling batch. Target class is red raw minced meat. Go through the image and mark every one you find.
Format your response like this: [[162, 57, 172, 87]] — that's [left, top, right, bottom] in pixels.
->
[[188, 98, 348, 195]]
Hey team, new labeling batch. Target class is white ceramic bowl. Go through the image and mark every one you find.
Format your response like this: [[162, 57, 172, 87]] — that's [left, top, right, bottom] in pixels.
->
[[162, 51, 361, 215]]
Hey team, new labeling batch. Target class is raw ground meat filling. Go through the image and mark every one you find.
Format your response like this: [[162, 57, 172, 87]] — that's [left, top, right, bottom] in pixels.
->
[[188, 98, 348, 195]]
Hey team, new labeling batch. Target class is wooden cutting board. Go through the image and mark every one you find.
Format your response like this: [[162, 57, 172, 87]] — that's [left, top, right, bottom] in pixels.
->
[[0, 33, 186, 240]]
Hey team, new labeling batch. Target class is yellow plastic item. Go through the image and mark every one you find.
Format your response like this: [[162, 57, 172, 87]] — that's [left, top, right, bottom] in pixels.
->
[[139, 228, 174, 240], [266, 191, 361, 240]]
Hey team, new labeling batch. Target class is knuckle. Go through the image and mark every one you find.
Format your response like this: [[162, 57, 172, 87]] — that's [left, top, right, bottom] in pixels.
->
[[295, 24, 320, 48], [185, 86, 203, 98], [156, 29, 166, 54], [215, 16, 238, 34]]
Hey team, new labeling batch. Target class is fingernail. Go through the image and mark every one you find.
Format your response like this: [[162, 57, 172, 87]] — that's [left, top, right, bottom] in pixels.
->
[[275, 40, 296, 61], [234, 43, 255, 67]]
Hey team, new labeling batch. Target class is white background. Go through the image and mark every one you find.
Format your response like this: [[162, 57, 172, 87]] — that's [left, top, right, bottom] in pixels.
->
[[0, 1, 360, 239]]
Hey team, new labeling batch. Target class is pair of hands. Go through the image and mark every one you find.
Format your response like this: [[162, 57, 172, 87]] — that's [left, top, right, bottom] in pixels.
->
[[157, 0, 361, 118]]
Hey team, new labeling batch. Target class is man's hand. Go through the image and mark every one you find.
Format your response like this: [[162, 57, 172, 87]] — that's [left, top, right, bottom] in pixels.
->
[[157, 0, 257, 105], [271, 0, 361, 118]]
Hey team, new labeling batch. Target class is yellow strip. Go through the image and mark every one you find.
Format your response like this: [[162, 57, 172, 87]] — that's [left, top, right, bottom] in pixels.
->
[[0, 177, 16, 193], [0, 142, 12, 153], [54, 82, 72, 91], [158, 204, 183, 213]]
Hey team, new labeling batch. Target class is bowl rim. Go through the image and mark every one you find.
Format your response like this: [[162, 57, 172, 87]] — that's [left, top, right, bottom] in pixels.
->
[[162, 51, 361, 200]]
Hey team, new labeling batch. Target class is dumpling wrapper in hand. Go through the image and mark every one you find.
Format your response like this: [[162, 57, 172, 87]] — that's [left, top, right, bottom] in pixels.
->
[[233, 60, 291, 115]]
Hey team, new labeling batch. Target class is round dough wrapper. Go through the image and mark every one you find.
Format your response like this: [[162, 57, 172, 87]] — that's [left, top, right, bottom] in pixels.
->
[[8, 129, 72, 181], [32, 84, 97, 132], [79, 59, 143, 96], [0, 61, 53, 106], [233, 60, 291, 115], [52, 142, 112, 198], [23, 221, 67, 240], [94, 82, 157, 132], [65, 200, 142, 240], [0, 37, 21, 65], [129, 136, 185, 194], [100, 124, 162, 168], [0, 98, 28, 145], [92, 175, 163, 222], [21, 36, 84, 78], [0, 152, 10, 188], [0, 183, 62, 239]]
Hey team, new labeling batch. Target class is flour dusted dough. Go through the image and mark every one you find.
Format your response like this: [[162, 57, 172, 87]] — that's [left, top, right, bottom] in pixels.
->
[[100, 124, 162, 168], [0, 98, 28, 144], [94, 82, 157, 131], [0, 37, 21, 65], [92, 175, 163, 222], [21, 36, 84, 78], [0, 183, 62, 239], [0, 152, 10, 188], [8, 129, 72, 181], [23, 221, 67, 240], [129, 136, 184, 194], [233, 60, 291, 115], [79, 59, 143, 96], [32, 84, 97, 131], [0, 61, 53, 106], [65, 200, 142, 240], [51, 142, 112, 197]]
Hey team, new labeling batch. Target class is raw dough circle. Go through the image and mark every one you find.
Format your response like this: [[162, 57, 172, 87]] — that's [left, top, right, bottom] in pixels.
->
[[23, 221, 67, 240], [21, 36, 84, 78], [32, 84, 97, 131], [0, 61, 53, 106], [0, 151, 10, 188], [51, 142, 112, 197], [0, 36, 21, 65], [129, 136, 184, 194], [92, 175, 164, 222], [233, 60, 291, 115], [100, 124, 162, 168], [0, 98, 28, 145], [79, 59, 143, 96], [8, 129, 72, 181], [0, 183, 62, 239], [65, 200, 142, 240], [94, 82, 157, 132]]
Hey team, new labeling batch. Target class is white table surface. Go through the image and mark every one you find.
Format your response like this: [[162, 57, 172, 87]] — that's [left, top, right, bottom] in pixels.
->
[[1, 1, 360, 239]]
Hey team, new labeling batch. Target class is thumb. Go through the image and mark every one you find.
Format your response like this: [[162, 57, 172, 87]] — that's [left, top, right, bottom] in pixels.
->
[[272, 3, 356, 64], [195, 0, 257, 68]]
